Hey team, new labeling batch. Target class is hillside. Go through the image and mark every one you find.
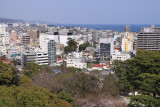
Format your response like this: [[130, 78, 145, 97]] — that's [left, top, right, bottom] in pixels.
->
[[0, 18, 24, 23]]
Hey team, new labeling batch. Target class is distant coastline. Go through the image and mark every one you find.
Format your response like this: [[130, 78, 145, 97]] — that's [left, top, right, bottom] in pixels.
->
[[51, 24, 160, 32]]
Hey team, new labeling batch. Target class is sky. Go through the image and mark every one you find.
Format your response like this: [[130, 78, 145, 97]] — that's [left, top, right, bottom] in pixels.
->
[[0, 0, 160, 24]]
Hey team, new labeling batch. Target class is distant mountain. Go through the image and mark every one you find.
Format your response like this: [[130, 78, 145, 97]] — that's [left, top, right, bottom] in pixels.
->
[[0, 18, 53, 24], [0, 18, 24, 23]]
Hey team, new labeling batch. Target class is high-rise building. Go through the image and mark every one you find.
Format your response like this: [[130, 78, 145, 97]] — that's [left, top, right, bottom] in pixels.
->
[[121, 32, 134, 52], [125, 25, 130, 32], [22, 51, 49, 66], [36, 52, 48, 65], [137, 25, 160, 50], [27, 30, 39, 39], [99, 38, 114, 60], [48, 40, 56, 65], [22, 51, 36, 66], [20, 33, 30, 45], [0, 24, 10, 46]]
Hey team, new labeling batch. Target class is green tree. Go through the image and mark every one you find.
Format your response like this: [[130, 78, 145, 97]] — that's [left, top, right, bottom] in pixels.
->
[[23, 63, 42, 78], [112, 60, 134, 92], [112, 49, 160, 106], [64, 46, 71, 53], [129, 95, 160, 107], [79, 41, 90, 51], [0, 85, 72, 107], [19, 75, 32, 87], [68, 67, 81, 73], [0, 60, 17, 86], [64, 39, 77, 53], [58, 90, 76, 106]]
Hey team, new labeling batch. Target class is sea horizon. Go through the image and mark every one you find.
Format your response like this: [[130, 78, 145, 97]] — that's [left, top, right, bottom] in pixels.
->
[[49, 24, 160, 32]]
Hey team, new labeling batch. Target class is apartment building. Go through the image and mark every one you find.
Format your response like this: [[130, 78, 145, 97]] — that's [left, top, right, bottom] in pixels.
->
[[137, 25, 160, 50]]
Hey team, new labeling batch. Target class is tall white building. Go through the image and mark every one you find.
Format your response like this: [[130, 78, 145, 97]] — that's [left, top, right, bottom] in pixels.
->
[[0, 24, 10, 46], [36, 52, 49, 65], [121, 32, 134, 52], [39, 34, 56, 65], [39, 33, 54, 53], [0, 24, 10, 56]]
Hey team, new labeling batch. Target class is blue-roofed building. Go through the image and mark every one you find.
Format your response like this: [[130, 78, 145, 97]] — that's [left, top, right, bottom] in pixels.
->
[[52, 69, 62, 75], [7, 49, 21, 60]]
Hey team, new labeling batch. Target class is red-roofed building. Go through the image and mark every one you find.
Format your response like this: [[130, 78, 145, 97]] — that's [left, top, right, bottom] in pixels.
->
[[92, 63, 111, 70], [56, 58, 66, 64], [3, 60, 10, 64], [3, 60, 14, 65], [114, 47, 120, 51]]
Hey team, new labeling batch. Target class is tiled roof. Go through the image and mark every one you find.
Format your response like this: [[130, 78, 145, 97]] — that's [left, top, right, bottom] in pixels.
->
[[93, 63, 109, 67], [56, 58, 66, 62]]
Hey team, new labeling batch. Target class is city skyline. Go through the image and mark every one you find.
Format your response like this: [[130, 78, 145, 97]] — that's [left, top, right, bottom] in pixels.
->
[[1, 0, 160, 24]]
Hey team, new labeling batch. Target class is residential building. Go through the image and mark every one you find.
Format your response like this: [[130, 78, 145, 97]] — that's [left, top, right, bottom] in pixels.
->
[[66, 58, 87, 69], [7, 49, 21, 60], [137, 25, 160, 50], [36, 52, 48, 65], [0, 24, 10, 46], [99, 38, 114, 60], [125, 25, 130, 32], [111, 50, 131, 61], [20, 33, 30, 45], [92, 63, 111, 71], [22, 51, 36, 66], [27, 29, 39, 40], [121, 32, 134, 52], [22, 51, 49, 66], [48, 40, 56, 65]]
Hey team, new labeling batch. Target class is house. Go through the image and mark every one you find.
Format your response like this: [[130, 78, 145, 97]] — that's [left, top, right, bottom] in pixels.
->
[[111, 50, 131, 61], [3, 60, 14, 65], [56, 58, 66, 64], [92, 63, 111, 71], [52, 69, 62, 75], [66, 57, 87, 69]]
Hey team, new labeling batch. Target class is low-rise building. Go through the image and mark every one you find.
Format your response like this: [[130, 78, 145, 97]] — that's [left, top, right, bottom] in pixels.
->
[[92, 63, 111, 71], [36, 52, 48, 65], [111, 51, 131, 61], [66, 57, 87, 69]]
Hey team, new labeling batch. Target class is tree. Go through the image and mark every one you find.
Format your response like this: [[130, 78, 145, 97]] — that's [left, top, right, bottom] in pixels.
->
[[112, 60, 134, 92], [0, 60, 17, 86], [57, 99, 72, 107], [0, 85, 72, 107], [64, 39, 77, 53], [102, 74, 120, 96], [112, 49, 160, 105], [79, 41, 90, 52], [129, 95, 160, 107], [33, 72, 100, 98], [19, 75, 32, 87], [62, 73, 100, 98], [23, 63, 42, 78], [68, 67, 81, 73], [64, 46, 71, 53], [58, 90, 77, 106]]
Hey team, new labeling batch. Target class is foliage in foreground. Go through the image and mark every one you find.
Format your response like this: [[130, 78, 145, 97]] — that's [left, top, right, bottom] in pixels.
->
[[0, 85, 71, 107], [0, 60, 17, 86], [112, 49, 160, 106], [129, 95, 160, 107]]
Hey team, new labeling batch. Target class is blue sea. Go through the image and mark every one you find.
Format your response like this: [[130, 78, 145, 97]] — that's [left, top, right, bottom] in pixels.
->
[[52, 24, 160, 32]]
